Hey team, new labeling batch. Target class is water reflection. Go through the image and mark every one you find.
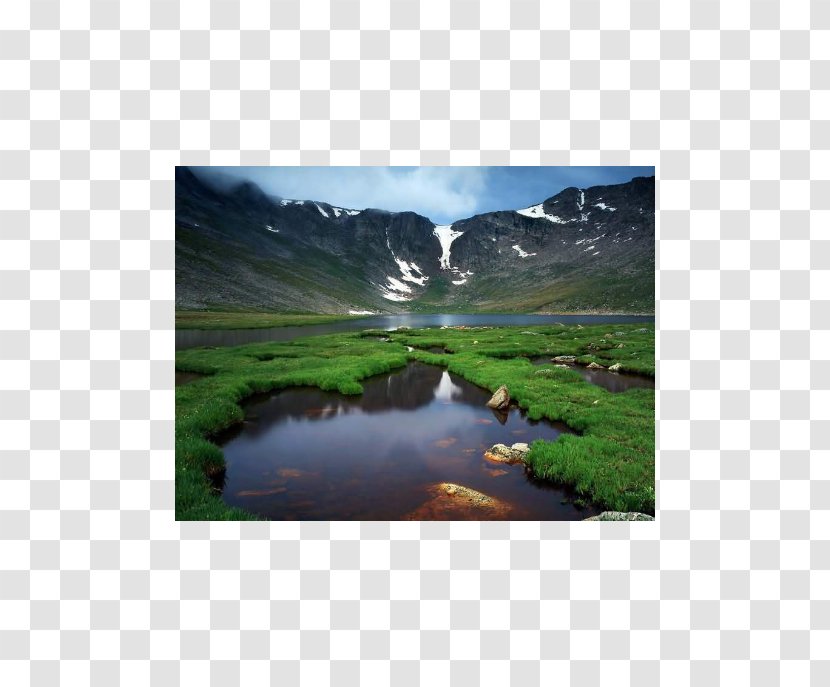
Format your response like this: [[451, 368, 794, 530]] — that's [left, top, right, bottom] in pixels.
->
[[218, 362, 595, 521]]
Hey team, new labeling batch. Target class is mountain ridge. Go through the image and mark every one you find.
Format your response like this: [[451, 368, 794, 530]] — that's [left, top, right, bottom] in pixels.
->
[[176, 168, 654, 314]]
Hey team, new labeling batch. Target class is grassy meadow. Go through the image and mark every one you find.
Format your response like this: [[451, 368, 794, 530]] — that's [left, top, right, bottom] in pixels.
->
[[175, 324, 654, 520], [175, 311, 367, 330]]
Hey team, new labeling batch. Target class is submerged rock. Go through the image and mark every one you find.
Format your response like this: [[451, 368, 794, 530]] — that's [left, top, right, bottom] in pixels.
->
[[484, 443, 530, 465], [404, 483, 512, 520], [486, 385, 510, 410], [586, 362, 604, 370], [583, 512, 654, 521]]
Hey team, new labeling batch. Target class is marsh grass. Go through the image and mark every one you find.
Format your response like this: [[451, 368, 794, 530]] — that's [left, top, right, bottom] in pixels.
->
[[175, 311, 365, 330], [176, 324, 654, 519]]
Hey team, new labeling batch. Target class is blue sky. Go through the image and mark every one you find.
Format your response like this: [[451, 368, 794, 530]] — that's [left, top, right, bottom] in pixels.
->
[[194, 166, 654, 225]]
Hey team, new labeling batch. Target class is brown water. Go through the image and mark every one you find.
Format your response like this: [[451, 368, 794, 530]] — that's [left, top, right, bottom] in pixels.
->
[[177, 313, 655, 350], [216, 362, 599, 521], [528, 357, 654, 393], [175, 371, 204, 386]]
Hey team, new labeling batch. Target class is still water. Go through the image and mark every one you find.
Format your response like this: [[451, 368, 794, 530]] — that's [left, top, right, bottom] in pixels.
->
[[216, 362, 600, 521], [528, 357, 655, 393], [177, 313, 654, 350]]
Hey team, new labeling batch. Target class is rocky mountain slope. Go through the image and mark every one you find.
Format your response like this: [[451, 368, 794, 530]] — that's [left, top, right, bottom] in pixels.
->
[[176, 168, 654, 314]]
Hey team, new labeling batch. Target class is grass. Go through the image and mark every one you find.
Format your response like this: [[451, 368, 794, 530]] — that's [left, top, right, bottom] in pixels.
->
[[175, 311, 368, 330], [176, 323, 654, 520]]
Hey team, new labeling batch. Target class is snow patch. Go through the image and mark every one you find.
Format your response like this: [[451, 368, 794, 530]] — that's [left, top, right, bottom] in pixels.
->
[[332, 207, 362, 218], [348, 310, 375, 315], [512, 244, 537, 258], [593, 203, 616, 211], [315, 204, 329, 218], [577, 189, 585, 211], [516, 203, 567, 224], [280, 199, 305, 206], [452, 279, 467, 285], [265, 225, 279, 233], [395, 258, 428, 286], [433, 224, 464, 270], [376, 279, 412, 302], [380, 291, 409, 302], [385, 276, 412, 294], [584, 245, 596, 252]]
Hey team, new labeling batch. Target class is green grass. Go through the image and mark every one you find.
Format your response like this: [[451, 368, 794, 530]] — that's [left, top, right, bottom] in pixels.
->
[[176, 324, 654, 520], [175, 311, 368, 330]]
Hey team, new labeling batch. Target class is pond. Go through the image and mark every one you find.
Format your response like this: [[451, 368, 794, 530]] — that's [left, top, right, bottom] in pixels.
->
[[176, 313, 654, 350], [528, 357, 655, 393], [215, 362, 600, 521]]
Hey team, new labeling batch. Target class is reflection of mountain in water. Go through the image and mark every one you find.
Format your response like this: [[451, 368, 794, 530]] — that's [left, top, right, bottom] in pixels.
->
[[229, 362, 494, 440], [433, 371, 463, 401]]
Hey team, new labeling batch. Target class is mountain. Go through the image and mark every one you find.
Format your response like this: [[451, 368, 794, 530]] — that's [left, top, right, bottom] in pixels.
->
[[176, 168, 654, 314]]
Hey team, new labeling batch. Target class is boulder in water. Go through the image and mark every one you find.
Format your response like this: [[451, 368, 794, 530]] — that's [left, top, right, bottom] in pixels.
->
[[608, 363, 622, 372], [586, 362, 604, 370], [483, 442, 529, 465]]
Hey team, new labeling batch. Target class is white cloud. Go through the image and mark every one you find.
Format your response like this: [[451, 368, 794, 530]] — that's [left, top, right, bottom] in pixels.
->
[[197, 167, 488, 224]]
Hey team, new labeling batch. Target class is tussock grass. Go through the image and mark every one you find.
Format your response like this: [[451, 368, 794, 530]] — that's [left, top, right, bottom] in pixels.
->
[[177, 324, 654, 519]]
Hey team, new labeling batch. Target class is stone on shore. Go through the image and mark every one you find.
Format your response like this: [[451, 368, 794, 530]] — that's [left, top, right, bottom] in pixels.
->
[[583, 512, 654, 521], [486, 385, 510, 410]]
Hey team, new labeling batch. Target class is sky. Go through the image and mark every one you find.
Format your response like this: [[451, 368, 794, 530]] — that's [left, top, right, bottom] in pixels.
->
[[193, 166, 654, 225]]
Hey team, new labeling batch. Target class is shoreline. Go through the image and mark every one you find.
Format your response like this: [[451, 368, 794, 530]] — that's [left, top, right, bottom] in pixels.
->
[[176, 309, 655, 331]]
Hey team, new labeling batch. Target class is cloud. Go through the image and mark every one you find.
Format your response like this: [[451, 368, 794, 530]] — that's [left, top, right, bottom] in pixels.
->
[[194, 167, 488, 224]]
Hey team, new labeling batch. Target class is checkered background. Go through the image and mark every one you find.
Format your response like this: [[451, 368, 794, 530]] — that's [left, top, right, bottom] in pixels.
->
[[1, 0, 827, 684]]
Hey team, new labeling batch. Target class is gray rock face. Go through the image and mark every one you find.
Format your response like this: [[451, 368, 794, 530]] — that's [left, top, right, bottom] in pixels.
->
[[583, 512, 654, 521], [485, 385, 510, 410]]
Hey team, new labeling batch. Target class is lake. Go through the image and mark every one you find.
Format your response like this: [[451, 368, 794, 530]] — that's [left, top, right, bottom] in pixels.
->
[[214, 361, 600, 521], [176, 313, 655, 349]]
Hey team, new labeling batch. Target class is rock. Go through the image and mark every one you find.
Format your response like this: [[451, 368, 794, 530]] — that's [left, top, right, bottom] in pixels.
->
[[608, 363, 622, 372], [583, 512, 654, 522], [483, 443, 529, 465], [520, 331, 539, 335], [616, 343, 625, 348], [553, 355, 576, 362], [404, 483, 512, 520], [486, 385, 510, 410], [614, 332, 625, 336], [586, 362, 604, 369], [604, 333, 614, 338]]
